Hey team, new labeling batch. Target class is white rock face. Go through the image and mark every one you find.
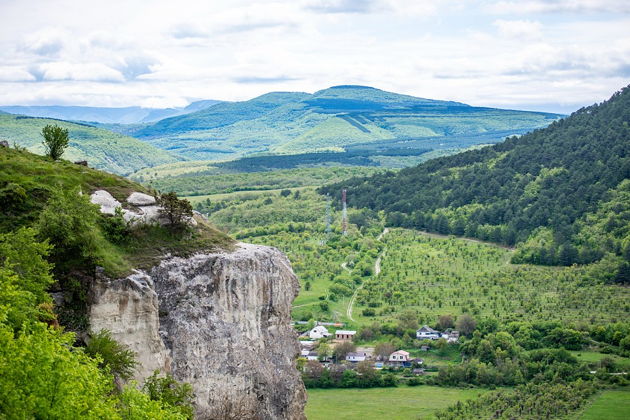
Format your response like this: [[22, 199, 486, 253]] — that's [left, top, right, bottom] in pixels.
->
[[89, 269, 171, 382], [127, 192, 156, 206], [89, 243, 306, 420], [90, 190, 121, 215]]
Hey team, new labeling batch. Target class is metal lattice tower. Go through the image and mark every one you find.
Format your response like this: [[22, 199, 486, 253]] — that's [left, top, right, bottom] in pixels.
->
[[342, 189, 348, 235], [325, 194, 332, 237]]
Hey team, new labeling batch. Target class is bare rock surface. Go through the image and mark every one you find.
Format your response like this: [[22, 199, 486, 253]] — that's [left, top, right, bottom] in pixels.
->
[[90, 190, 121, 215], [89, 269, 171, 382], [89, 243, 306, 420], [127, 192, 157, 206]]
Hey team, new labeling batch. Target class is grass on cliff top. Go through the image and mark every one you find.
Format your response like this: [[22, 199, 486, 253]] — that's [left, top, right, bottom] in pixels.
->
[[0, 146, 234, 277]]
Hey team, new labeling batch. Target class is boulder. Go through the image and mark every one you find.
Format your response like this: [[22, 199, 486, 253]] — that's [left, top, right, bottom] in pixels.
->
[[127, 192, 157, 206], [90, 190, 121, 215]]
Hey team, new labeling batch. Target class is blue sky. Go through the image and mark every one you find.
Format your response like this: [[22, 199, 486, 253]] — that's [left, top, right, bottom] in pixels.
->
[[0, 0, 629, 113]]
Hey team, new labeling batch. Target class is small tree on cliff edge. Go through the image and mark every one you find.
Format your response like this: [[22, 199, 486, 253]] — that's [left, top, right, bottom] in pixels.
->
[[41, 124, 69, 160], [158, 192, 193, 230]]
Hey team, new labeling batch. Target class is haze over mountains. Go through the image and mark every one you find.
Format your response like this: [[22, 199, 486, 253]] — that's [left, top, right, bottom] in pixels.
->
[[0, 100, 222, 125]]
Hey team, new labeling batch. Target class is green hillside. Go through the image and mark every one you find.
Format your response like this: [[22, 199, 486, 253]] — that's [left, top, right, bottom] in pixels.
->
[[129, 85, 561, 161], [0, 114, 180, 175], [321, 85, 630, 273]]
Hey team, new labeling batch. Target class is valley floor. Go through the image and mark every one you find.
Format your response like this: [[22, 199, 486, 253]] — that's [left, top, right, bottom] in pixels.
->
[[305, 386, 489, 420]]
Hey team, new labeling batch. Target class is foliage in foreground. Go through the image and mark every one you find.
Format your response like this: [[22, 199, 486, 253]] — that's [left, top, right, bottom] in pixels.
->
[[0, 226, 194, 419]]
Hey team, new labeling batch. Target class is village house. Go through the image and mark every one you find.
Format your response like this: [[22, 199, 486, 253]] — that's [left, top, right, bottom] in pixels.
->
[[335, 330, 356, 341], [416, 325, 440, 340], [345, 351, 370, 363], [308, 325, 331, 339], [388, 350, 410, 363], [442, 330, 460, 343]]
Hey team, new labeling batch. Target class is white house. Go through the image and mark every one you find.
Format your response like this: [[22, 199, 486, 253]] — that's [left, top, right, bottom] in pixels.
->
[[416, 325, 440, 340], [308, 325, 331, 339], [441, 330, 460, 343], [388, 350, 410, 362], [345, 351, 369, 362], [335, 330, 356, 341]]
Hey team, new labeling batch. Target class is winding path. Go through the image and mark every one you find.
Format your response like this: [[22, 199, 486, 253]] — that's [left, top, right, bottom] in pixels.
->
[[346, 227, 388, 322]]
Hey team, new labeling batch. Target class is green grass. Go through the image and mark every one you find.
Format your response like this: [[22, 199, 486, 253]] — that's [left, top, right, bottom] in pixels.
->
[[0, 114, 179, 175], [0, 146, 233, 276], [306, 386, 489, 420], [578, 389, 630, 420]]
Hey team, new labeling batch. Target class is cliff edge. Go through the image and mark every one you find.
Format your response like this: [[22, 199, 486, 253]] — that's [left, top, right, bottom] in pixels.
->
[[89, 243, 306, 420]]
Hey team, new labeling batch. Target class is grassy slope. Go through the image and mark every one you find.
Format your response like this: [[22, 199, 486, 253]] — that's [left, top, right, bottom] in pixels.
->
[[0, 146, 232, 275], [0, 114, 179, 175], [306, 386, 489, 420], [578, 389, 630, 420]]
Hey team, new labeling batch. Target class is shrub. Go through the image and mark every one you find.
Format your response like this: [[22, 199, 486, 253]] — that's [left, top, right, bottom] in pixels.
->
[[142, 370, 195, 419], [41, 124, 69, 160], [158, 192, 193, 230], [85, 330, 137, 381]]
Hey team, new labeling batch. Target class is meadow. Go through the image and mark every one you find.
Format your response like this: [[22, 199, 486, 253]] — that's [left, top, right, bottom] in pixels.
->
[[306, 386, 489, 420], [578, 389, 630, 420]]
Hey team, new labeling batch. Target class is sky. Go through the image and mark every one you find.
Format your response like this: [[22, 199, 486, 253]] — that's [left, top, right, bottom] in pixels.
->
[[0, 0, 629, 113]]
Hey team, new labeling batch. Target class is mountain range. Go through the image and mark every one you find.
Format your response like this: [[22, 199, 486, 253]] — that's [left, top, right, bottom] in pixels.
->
[[0, 85, 563, 172], [0, 100, 221, 124], [123, 85, 562, 161]]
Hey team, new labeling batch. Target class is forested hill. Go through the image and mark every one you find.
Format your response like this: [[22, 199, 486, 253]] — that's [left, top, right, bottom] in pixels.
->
[[321, 85, 630, 272]]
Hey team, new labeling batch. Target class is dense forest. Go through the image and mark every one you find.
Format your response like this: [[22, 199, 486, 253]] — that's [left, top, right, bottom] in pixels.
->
[[321, 85, 630, 273]]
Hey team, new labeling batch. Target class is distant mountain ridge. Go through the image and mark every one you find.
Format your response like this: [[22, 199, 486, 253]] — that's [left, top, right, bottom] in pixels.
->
[[125, 85, 562, 161], [0, 99, 222, 124]]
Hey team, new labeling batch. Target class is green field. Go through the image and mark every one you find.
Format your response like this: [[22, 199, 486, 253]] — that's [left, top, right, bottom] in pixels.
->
[[306, 386, 488, 420], [579, 389, 630, 420]]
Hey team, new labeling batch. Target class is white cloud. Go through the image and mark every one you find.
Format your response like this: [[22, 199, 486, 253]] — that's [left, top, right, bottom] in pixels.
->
[[0, 66, 36, 82], [0, 0, 627, 112], [37, 62, 125, 82], [494, 19, 542, 41], [490, 0, 630, 14]]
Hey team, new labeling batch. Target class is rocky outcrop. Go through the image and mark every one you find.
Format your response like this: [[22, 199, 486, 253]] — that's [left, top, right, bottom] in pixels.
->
[[89, 243, 306, 420], [89, 269, 171, 382], [90, 190, 197, 226]]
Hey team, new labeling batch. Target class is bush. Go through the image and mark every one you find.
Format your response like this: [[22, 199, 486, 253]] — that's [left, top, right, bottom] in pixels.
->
[[41, 124, 69, 160], [85, 330, 137, 381], [142, 370, 195, 419], [158, 192, 193, 230]]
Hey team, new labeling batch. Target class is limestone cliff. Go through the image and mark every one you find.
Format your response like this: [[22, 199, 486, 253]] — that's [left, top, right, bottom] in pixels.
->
[[89, 243, 306, 420]]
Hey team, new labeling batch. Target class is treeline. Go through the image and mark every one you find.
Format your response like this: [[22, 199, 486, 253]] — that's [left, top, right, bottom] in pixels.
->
[[320, 85, 630, 272], [434, 380, 599, 420], [302, 361, 397, 389]]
